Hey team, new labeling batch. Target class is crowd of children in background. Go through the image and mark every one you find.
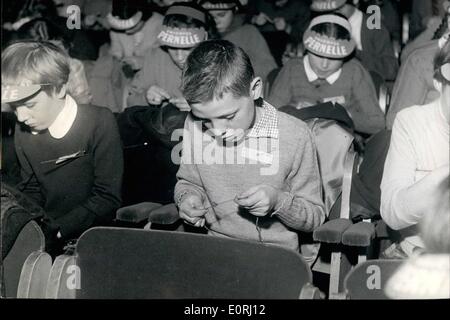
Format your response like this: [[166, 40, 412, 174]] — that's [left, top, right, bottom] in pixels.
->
[[1, 0, 449, 299]]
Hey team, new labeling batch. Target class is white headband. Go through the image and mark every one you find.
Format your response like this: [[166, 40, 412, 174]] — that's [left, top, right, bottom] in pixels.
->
[[308, 14, 352, 33], [303, 14, 356, 58], [107, 11, 142, 31]]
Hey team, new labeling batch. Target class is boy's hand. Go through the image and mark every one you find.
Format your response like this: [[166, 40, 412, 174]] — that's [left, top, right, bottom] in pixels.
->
[[169, 97, 191, 112], [178, 193, 207, 227], [235, 185, 281, 217], [146, 85, 171, 105]]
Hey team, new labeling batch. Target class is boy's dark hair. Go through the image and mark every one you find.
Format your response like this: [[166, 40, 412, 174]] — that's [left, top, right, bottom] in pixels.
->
[[434, 39, 450, 85], [181, 39, 254, 103]]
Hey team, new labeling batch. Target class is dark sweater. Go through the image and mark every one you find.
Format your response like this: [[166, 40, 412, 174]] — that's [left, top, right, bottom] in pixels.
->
[[14, 104, 123, 239], [268, 57, 385, 135], [358, 14, 399, 82]]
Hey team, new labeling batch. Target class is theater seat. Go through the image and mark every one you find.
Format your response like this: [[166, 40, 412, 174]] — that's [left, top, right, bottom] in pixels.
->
[[48, 227, 322, 299], [313, 219, 353, 244], [145, 203, 180, 228], [342, 222, 376, 247], [46, 254, 77, 299], [344, 259, 403, 299], [312, 150, 389, 299], [2, 221, 45, 298], [17, 251, 52, 298]]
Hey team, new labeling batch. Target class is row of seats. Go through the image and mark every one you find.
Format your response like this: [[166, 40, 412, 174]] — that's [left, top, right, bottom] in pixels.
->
[[4, 219, 403, 299]]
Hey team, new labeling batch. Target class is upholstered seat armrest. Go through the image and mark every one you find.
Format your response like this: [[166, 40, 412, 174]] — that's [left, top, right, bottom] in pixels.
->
[[313, 218, 353, 244], [342, 221, 376, 247], [148, 203, 180, 225], [116, 202, 163, 223]]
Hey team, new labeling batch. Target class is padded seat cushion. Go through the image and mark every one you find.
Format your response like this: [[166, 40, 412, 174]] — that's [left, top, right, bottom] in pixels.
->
[[313, 218, 353, 243], [148, 203, 179, 225], [116, 202, 162, 223], [342, 221, 376, 247]]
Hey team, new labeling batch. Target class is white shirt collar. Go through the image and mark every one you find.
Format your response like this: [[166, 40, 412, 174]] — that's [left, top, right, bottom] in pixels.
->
[[48, 94, 78, 139], [348, 7, 363, 51], [303, 55, 342, 85]]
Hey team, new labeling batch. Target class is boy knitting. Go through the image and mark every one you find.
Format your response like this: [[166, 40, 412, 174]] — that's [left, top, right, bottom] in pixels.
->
[[174, 40, 325, 253]]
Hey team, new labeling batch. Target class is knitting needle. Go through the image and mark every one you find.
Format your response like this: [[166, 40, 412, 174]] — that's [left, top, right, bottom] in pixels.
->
[[40, 150, 86, 164], [204, 197, 237, 210], [123, 142, 149, 149]]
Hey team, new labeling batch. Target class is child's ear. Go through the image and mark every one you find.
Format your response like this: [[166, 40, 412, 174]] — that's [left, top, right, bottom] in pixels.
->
[[55, 84, 67, 99], [249, 77, 263, 100]]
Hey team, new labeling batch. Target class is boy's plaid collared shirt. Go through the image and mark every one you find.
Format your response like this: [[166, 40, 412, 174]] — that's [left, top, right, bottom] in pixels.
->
[[247, 101, 279, 139]]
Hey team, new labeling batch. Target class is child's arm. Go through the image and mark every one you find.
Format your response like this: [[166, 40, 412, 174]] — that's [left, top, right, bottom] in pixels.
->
[[174, 122, 208, 205], [357, 24, 399, 82], [387, 54, 429, 129], [174, 117, 209, 225], [350, 61, 386, 134], [381, 113, 449, 230], [14, 129, 45, 207], [236, 126, 326, 232], [54, 109, 123, 239], [269, 128, 326, 232]]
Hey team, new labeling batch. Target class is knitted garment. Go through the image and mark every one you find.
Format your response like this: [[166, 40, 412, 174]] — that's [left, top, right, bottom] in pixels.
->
[[385, 254, 450, 299], [175, 101, 326, 252], [14, 103, 123, 238], [127, 47, 182, 107], [268, 57, 385, 134], [357, 13, 399, 82], [381, 99, 449, 251]]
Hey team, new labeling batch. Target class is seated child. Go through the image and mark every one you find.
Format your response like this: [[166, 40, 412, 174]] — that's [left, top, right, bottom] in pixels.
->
[[380, 42, 449, 258], [90, 0, 163, 112], [1, 41, 123, 256], [269, 14, 385, 135], [248, 0, 311, 65], [387, 18, 449, 129], [174, 39, 326, 254], [310, 0, 399, 82], [199, 0, 277, 81], [127, 2, 211, 110], [11, 17, 93, 105]]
